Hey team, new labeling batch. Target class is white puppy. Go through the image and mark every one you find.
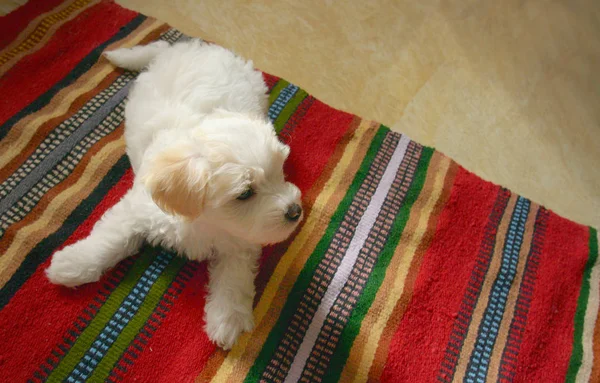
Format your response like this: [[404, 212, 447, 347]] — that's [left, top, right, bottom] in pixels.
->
[[46, 40, 303, 349]]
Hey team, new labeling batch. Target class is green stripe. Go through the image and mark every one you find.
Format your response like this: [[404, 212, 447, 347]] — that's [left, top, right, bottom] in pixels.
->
[[323, 144, 434, 383], [273, 89, 308, 133], [47, 246, 160, 381], [244, 126, 389, 383], [566, 227, 599, 382], [90, 254, 187, 382], [268, 79, 289, 106]]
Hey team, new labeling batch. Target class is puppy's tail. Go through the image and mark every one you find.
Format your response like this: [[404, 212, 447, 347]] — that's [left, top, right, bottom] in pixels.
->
[[104, 40, 170, 71]]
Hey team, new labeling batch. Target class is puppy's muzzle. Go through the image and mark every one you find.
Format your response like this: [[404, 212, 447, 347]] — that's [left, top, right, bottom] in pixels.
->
[[285, 203, 302, 222]]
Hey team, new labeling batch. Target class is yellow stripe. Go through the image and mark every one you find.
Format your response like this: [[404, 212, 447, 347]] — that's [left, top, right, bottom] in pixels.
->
[[338, 152, 445, 382], [210, 120, 374, 382], [0, 0, 101, 77], [0, 0, 76, 54], [350, 155, 451, 383], [0, 18, 163, 170], [0, 0, 94, 67], [0, 66, 111, 168], [0, 138, 124, 287]]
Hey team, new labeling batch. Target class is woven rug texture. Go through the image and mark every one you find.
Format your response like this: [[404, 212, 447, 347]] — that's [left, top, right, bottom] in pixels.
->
[[0, 1, 598, 382]]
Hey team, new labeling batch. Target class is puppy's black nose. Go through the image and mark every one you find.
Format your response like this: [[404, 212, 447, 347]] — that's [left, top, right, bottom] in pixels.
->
[[285, 203, 302, 222]]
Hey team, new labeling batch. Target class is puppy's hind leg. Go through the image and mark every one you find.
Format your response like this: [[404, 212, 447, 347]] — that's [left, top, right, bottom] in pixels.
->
[[46, 189, 146, 287], [104, 40, 170, 71]]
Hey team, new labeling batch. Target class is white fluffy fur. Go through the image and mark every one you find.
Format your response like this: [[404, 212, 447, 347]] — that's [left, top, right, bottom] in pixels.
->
[[46, 40, 303, 350]]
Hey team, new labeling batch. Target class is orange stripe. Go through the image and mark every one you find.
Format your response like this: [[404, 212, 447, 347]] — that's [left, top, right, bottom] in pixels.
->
[[451, 194, 518, 382], [0, 128, 124, 286], [0, 63, 113, 170], [0, 19, 167, 175], [367, 157, 459, 382], [0, 0, 96, 74], [0, 69, 120, 181], [486, 204, 540, 380], [336, 153, 455, 382], [0, 19, 167, 288], [0, 0, 77, 55]]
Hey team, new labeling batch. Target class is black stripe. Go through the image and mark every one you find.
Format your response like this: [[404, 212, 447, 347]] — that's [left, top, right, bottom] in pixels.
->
[[0, 14, 146, 141], [0, 155, 130, 309]]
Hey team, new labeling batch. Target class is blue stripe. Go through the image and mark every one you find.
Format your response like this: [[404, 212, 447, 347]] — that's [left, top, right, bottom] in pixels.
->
[[0, 83, 133, 217], [464, 196, 531, 383], [268, 83, 298, 122], [65, 251, 174, 382], [0, 31, 186, 216]]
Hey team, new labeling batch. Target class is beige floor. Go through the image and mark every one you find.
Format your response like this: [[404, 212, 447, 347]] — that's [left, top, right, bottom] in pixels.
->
[[3, 1, 599, 228]]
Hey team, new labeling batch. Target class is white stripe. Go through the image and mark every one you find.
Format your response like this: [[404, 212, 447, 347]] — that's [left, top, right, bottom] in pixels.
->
[[283, 134, 412, 383], [576, 230, 600, 383]]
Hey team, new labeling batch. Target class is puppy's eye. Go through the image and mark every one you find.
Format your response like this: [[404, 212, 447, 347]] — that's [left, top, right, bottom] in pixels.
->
[[237, 187, 255, 201]]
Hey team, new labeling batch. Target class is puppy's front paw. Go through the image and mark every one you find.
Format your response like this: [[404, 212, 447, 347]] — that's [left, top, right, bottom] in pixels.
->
[[205, 308, 254, 350], [46, 242, 103, 287]]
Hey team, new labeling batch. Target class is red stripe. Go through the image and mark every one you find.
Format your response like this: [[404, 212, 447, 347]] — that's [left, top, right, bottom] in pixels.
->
[[0, 0, 67, 50], [379, 167, 501, 382], [512, 212, 590, 382], [0, 168, 134, 382], [282, 98, 354, 194], [0, 1, 136, 125], [262, 72, 279, 90]]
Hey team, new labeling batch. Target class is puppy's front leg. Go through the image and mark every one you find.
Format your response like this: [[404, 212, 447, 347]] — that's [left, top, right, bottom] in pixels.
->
[[46, 189, 146, 287], [204, 246, 260, 350]]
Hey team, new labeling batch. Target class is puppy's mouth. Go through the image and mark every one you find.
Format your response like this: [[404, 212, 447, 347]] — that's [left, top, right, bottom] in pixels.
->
[[258, 216, 303, 246]]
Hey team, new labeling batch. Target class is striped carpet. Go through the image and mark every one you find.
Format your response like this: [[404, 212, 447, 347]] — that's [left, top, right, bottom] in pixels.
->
[[0, 1, 598, 382]]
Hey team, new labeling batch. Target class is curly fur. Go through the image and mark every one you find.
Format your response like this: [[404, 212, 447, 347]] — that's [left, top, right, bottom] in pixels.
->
[[46, 40, 303, 350]]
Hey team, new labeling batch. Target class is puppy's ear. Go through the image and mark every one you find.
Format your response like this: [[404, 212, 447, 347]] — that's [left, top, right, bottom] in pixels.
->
[[143, 148, 210, 219]]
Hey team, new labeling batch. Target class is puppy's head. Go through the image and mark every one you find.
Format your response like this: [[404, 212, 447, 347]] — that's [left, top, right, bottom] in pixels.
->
[[142, 111, 302, 245]]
